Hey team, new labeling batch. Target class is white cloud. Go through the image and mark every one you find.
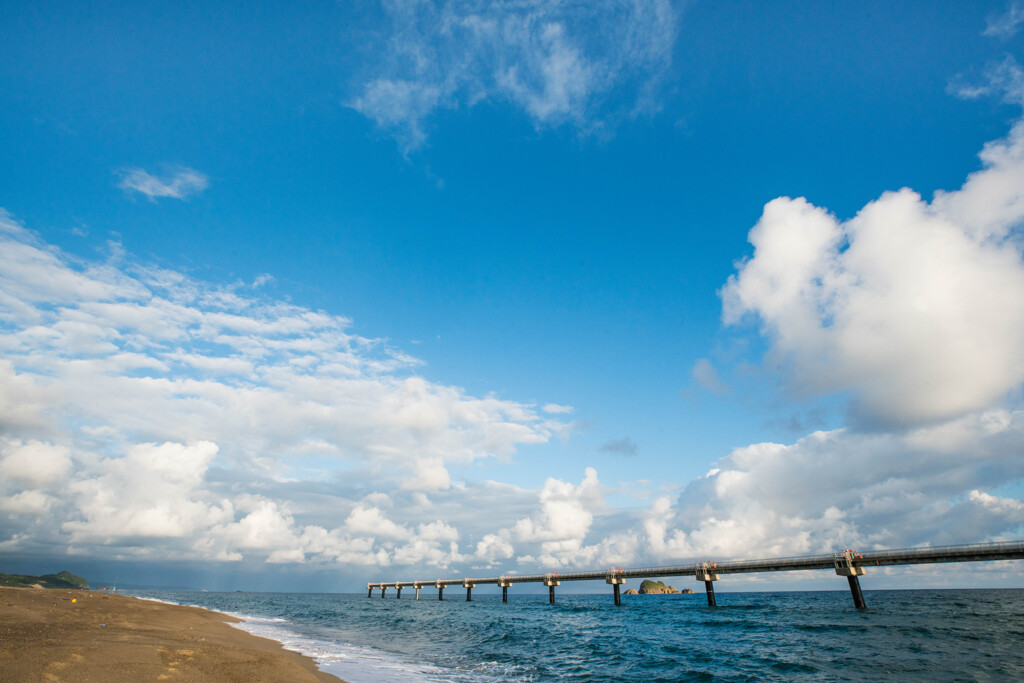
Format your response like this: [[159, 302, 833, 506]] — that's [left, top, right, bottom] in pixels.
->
[[721, 113, 1024, 426], [643, 410, 1024, 561], [506, 467, 613, 567], [542, 403, 573, 414], [0, 211, 570, 568], [61, 441, 230, 542], [116, 166, 209, 201], [985, 1, 1024, 38], [345, 505, 407, 539], [475, 529, 514, 564], [678, 102, 1024, 569], [0, 440, 71, 487], [350, 0, 677, 150], [0, 490, 54, 515]]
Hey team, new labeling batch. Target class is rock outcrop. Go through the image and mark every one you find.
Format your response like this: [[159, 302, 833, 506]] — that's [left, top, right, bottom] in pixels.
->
[[637, 579, 694, 594]]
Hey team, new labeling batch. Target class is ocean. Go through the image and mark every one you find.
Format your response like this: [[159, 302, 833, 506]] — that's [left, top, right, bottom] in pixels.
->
[[124, 588, 1024, 681]]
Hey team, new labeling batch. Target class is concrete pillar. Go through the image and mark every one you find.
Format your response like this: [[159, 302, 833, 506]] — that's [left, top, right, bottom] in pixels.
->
[[847, 575, 866, 609], [414, 584, 421, 600], [367, 585, 373, 598], [464, 580, 476, 601], [499, 577, 511, 603], [606, 570, 626, 607], [704, 580, 716, 606], [696, 563, 719, 607], [396, 585, 402, 599], [834, 550, 867, 609], [543, 574, 559, 605], [438, 585, 444, 601], [381, 585, 387, 599], [503, 586, 508, 602]]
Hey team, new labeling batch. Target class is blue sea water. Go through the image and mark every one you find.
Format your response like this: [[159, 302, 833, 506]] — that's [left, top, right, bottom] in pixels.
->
[[124, 588, 1024, 681]]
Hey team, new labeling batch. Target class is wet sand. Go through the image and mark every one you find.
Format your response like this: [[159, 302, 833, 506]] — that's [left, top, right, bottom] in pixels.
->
[[0, 587, 343, 682]]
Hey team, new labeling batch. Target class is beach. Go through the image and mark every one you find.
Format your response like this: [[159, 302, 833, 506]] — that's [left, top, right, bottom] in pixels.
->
[[0, 587, 342, 682]]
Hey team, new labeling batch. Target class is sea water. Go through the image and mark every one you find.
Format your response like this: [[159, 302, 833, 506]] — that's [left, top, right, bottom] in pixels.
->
[[123, 588, 1024, 681]]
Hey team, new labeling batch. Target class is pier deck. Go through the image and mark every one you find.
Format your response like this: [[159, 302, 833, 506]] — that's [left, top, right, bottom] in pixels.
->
[[368, 540, 1024, 609]]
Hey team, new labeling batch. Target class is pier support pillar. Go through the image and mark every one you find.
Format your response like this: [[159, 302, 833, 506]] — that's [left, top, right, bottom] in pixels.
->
[[367, 585, 373, 598], [499, 577, 511, 603], [414, 584, 421, 600], [381, 586, 387, 599], [503, 586, 508, 602], [704, 580, 716, 606], [696, 563, 719, 607], [606, 570, 626, 606], [834, 550, 867, 609], [463, 580, 476, 602], [396, 586, 402, 599], [438, 586, 444, 600], [544, 574, 560, 605], [847, 575, 866, 609]]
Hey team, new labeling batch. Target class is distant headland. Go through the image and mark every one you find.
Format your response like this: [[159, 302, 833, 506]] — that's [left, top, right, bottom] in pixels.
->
[[0, 570, 89, 590]]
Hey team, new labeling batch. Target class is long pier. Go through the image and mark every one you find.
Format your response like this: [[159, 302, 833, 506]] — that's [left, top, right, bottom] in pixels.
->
[[367, 539, 1024, 609]]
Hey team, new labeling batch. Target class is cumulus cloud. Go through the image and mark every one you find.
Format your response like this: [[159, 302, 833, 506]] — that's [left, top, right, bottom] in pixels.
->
[[721, 112, 1024, 426], [350, 0, 677, 150], [116, 166, 209, 201], [678, 95, 1024, 569], [0, 440, 71, 487], [643, 411, 1024, 561], [507, 467, 615, 567]]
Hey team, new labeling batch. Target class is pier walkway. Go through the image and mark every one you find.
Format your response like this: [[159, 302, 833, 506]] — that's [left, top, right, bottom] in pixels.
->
[[368, 539, 1024, 609]]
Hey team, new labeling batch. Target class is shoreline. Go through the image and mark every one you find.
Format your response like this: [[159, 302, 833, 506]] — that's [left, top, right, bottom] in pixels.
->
[[0, 586, 344, 682]]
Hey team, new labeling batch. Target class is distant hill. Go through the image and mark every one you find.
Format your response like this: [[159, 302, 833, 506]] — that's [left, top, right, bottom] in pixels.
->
[[0, 570, 89, 589]]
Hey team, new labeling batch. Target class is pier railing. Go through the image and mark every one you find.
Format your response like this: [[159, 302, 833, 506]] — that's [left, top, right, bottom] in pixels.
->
[[367, 539, 1024, 609]]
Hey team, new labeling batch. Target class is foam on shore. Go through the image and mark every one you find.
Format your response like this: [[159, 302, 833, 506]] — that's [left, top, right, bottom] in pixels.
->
[[132, 593, 456, 682], [228, 611, 451, 682]]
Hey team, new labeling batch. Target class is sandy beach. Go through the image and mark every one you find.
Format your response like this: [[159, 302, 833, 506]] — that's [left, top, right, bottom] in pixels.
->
[[0, 587, 343, 682]]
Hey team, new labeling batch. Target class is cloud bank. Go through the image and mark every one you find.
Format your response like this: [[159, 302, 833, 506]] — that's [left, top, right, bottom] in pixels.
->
[[350, 0, 677, 150], [0, 210, 567, 567]]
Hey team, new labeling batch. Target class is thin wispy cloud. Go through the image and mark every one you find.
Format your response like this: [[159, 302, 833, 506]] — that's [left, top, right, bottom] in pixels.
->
[[984, 1, 1024, 38], [116, 165, 209, 201], [350, 0, 677, 151]]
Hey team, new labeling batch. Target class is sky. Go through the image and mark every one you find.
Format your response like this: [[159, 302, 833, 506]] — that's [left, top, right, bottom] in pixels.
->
[[3, 0, 1024, 592]]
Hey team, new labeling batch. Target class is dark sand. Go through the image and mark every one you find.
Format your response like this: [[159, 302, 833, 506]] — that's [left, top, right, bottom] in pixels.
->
[[0, 587, 343, 682]]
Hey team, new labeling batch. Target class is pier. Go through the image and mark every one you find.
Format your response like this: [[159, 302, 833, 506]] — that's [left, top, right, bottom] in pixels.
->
[[368, 540, 1024, 609]]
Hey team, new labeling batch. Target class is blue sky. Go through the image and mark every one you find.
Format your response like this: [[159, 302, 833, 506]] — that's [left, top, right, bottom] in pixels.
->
[[3, 0, 1024, 591]]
